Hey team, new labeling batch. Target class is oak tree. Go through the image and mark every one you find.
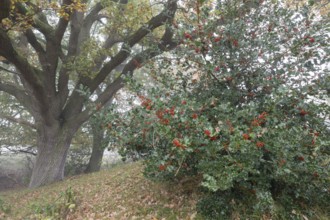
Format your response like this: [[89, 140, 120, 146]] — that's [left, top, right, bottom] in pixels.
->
[[0, 0, 178, 187]]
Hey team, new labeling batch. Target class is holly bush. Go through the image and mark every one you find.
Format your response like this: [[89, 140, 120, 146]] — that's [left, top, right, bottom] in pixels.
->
[[109, 0, 329, 218]]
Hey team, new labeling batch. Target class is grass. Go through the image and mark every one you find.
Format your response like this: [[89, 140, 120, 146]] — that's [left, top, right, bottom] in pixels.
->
[[0, 162, 328, 220], [0, 162, 203, 220]]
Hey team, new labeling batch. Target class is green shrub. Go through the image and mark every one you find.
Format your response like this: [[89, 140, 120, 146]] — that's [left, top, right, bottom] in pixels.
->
[[109, 0, 330, 218]]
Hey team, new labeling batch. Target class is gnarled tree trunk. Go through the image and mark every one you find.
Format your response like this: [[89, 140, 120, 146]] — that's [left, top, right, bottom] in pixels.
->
[[29, 124, 77, 188]]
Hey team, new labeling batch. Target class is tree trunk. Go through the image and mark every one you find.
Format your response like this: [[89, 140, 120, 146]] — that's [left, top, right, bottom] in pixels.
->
[[84, 125, 106, 173], [29, 124, 76, 188], [0, 0, 11, 21]]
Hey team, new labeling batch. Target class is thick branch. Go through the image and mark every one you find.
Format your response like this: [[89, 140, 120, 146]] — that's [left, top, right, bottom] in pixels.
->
[[15, 3, 54, 40], [67, 11, 84, 57], [79, 2, 104, 44], [0, 81, 33, 113], [56, 3, 105, 106], [44, 0, 75, 99], [25, 30, 48, 70], [25, 30, 46, 55], [0, 113, 36, 129], [55, 11, 84, 109], [0, 29, 48, 114], [55, 0, 73, 42], [0, 66, 18, 75]]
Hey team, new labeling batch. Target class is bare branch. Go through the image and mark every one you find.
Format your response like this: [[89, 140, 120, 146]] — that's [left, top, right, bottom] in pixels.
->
[[3, 146, 37, 156]]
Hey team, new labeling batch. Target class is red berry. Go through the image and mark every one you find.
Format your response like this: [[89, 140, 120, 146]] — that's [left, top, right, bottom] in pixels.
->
[[160, 119, 170, 125], [279, 159, 286, 167], [309, 37, 315, 43], [141, 98, 152, 108], [297, 156, 305, 161], [251, 119, 260, 127], [300, 109, 308, 116], [156, 110, 164, 119], [192, 113, 198, 119], [242, 133, 250, 140], [184, 32, 192, 40], [214, 66, 220, 71], [232, 39, 239, 47], [172, 138, 181, 147], [256, 141, 265, 148], [204, 130, 211, 137], [258, 112, 268, 120], [214, 37, 221, 42], [159, 164, 166, 171], [210, 136, 217, 141], [170, 107, 175, 116], [146, 105, 152, 110], [181, 100, 187, 105]]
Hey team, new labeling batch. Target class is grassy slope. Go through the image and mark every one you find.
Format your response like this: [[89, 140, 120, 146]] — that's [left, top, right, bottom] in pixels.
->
[[1, 162, 328, 220], [0, 162, 202, 220]]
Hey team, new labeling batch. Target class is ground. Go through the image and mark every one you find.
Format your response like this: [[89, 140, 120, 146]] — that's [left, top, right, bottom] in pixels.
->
[[0, 162, 202, 220]]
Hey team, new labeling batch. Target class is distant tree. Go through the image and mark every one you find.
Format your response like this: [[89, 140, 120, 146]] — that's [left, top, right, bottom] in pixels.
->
[[84, 99, 113, 174]]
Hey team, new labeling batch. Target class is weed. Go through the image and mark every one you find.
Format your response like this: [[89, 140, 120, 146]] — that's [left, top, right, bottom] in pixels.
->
[[30, 186, 77, 219], [0, 197, 11, 214]]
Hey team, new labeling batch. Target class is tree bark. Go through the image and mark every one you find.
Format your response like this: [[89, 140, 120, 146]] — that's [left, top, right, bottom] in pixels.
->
[[29, 124, 76, 188], [0, 0, 11, 22], [84, 125, 106, 173]]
